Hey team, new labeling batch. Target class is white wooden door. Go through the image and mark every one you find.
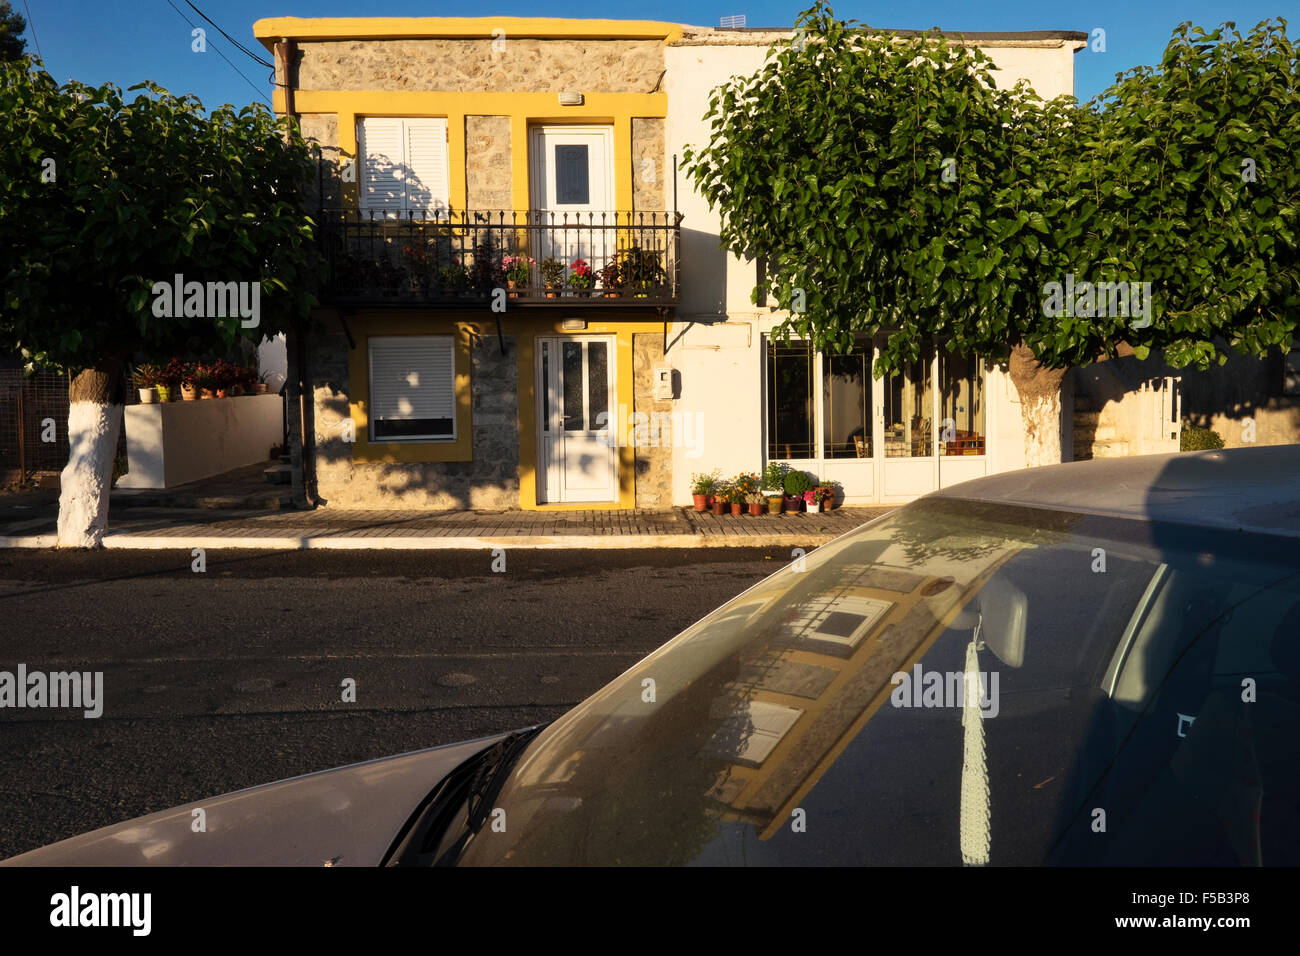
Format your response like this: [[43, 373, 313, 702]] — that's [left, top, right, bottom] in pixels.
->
[[529, 126, 616, 278], [537, 336, 617, 504]]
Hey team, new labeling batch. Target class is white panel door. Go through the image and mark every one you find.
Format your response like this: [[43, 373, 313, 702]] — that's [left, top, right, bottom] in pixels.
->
[[529, 126, 616, 276], [537, 336, 617, 504]]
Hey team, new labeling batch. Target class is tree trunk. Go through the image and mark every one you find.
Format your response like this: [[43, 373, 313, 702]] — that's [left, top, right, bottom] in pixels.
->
[[1008, 345, 1067, 469], [56, 361, 125, 548]]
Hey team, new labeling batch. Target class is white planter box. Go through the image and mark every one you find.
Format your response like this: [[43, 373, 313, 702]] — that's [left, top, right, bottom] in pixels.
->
[[117, 394, 284, 489]]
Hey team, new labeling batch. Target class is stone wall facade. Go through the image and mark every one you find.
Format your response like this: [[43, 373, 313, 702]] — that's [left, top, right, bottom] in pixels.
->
[[298, 113, 342, 210], [296, 39, 666, 93], [632, 333, 672, 507], [631, 117, 666, 211], [308, 315, 519, 509], [465, 115, 512, 209]]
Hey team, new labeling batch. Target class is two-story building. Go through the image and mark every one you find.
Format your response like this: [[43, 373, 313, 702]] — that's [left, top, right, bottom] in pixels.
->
[[255, 16, 1226, 512]]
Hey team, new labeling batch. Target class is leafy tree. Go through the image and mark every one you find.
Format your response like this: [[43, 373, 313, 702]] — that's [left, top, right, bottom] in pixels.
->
[[0, 59, 318, 546], [683, 3, 1299, 466], [0, 1, 26, 62]]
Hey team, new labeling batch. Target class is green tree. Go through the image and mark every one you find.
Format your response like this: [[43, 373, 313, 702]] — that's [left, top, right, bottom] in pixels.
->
[[683, 3, 1299, 466], [0, 59, 318, 546], [0, 1, 26, 62]]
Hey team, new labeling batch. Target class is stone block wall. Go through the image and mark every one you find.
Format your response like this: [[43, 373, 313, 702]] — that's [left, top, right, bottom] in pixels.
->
[[307, 315, 519, 509], [633, 332, 673, 508], [296, 39, 666, 93], [632, 117, 666, 211], [465, 115, 512, 209]]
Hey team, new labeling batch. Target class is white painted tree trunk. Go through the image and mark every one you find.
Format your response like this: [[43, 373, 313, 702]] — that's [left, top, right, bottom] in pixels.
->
[[56, 401, 123, 548], [1020, 393, 1063, 469]]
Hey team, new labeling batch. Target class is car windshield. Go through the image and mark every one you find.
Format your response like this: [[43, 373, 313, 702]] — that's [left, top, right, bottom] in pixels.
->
[[454, 496, 1300, 866]]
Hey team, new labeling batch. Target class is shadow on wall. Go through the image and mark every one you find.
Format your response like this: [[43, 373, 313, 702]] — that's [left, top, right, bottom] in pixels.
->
[[679, 226, 730, 314], [1073, 346, 1300, 454]]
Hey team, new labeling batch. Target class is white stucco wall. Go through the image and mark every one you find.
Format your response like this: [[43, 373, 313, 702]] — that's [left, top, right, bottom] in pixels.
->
[[664, 29, 1082, 504]]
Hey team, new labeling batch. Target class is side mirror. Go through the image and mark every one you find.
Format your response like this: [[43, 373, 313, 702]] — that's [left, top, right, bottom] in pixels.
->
[[974, 574, 1028, 668]]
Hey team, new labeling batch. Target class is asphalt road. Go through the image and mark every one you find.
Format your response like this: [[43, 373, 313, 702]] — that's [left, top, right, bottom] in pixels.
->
[[0, 546, 798, 860]]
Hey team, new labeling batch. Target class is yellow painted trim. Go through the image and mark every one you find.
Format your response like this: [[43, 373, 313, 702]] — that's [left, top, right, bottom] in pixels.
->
[[516, 319, 642, 511], [254, 17, 685, 49], [291, 91, 665, 120], [294, 93, 666, 224], [346, 315, 475, 463]]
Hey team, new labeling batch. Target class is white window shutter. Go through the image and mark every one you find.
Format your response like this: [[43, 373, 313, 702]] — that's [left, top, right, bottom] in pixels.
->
[[358, 118, 450, 218], [358, 118, 406, 216], [405, 119, 450, 219], [370, 337, 456, 424]]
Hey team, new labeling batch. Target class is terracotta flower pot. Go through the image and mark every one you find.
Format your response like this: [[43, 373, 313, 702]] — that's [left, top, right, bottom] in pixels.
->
[[748, 502, 764, 516], [711, 498, 726, 516], [216, 388, 229, 399], [181, 385, 197, 401], [766, 496, 783, 514], [730, 502, 743, 516], [693, 493, 709, 511], [200, 388, 215, 400]]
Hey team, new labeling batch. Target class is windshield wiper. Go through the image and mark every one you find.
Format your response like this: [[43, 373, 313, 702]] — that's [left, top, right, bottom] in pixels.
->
[[383, 726, 545, 867]]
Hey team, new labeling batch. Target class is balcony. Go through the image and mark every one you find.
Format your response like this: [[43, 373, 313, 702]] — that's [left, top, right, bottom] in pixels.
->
[[318, 209, 682, 308]]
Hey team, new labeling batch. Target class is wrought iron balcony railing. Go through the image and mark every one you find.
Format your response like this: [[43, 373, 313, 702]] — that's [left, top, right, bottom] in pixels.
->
[[319, 209, 682, 307]]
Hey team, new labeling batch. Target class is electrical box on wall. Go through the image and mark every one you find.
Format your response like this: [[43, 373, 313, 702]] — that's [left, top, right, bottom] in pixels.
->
[[653, 365, 676, 400]]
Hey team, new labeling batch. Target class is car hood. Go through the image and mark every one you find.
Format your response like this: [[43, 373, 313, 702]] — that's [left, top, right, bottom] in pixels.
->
[[1, 734, 508, 867]]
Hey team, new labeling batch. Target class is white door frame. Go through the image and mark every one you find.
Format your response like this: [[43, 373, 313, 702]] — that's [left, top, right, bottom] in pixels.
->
[[536, 334, 618, 504], [528, 125, 615, 215]]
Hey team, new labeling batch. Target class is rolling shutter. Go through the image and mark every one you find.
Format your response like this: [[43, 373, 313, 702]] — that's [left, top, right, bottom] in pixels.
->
[[358, 118, 449, 217], [369, 336, 456, 440]]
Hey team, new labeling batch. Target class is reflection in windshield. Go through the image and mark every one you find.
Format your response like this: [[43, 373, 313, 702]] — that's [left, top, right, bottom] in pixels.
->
[[454, 498, 1300, 866]]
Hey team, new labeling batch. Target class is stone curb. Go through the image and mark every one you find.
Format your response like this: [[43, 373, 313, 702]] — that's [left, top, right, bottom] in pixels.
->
[[0, 532, 840, 551]]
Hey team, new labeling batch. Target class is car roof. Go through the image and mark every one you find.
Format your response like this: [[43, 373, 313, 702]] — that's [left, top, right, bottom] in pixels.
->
[[932, 445, 1300, 539]]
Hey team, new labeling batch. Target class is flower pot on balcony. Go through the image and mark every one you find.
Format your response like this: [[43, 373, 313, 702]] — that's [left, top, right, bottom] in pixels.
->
[[507, 280, 519, 298], [216, 388, 229, 399], [255, 383, 269, 395], [806, 500, 821, 513], [544, 285, 558, 299], [784, 495, 804, 513], [181, 385, 197, 401], [138, 387, 156, 404], [155, 385, 172, 403], [748, 502, 764, 517], [766, 495, 783, 514], [200, 388, 215, 400], [710, 497, 726, 516], [730, 502, 743, 516], [692, 493, 709, 511]]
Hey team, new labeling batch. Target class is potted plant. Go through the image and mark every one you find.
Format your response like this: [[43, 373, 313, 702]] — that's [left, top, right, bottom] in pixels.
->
[[179, 362, 198, 401], [761, 461, 787, 513], [710, 479, 731, 516], [438, 262, 472, 296], [745, 492, 765, 516], [194, 364, 216, 399], [541, 258, 566, 298], [255, 370, 272, 395], [502, 255, 533, 295], [732, 471, 759, 515], [620, 244, 666, 297], [400, 242, 434, 294], [568, 258, 594, 296], [816, 482, 839, 510], [598, 258, 622, 297], [728, 483, 747, 516], [783, 469, 813, 512], [690, 471, 718, 511], [131, 364, 160, 403], [160, 358, 186, 402], [804, 489, 821, 513]]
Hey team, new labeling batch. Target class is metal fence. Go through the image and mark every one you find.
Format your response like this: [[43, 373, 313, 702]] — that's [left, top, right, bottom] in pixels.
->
[[0, 369, 71, 482], [319, 208, 682, 307]]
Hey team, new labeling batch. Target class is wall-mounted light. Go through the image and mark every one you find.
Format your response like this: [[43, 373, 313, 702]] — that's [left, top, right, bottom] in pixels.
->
[[561, 319, 587, 330], [558, 92, 585, 106]]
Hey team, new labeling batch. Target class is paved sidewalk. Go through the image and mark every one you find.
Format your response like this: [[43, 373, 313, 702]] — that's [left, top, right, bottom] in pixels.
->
[[0, 503, 895, 550]]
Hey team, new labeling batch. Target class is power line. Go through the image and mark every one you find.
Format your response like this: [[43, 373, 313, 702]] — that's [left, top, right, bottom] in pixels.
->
[[21, 0, 43, 62], [161, 0, 270, 107], [182, 0, 274, 69]]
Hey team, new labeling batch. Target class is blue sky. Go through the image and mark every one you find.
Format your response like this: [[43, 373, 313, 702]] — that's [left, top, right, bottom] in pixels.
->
[[17, 0, 1296, 110]]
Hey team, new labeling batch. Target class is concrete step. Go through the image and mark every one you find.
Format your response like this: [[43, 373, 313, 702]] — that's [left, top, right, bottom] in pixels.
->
[[264, 462, 292, 486]]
